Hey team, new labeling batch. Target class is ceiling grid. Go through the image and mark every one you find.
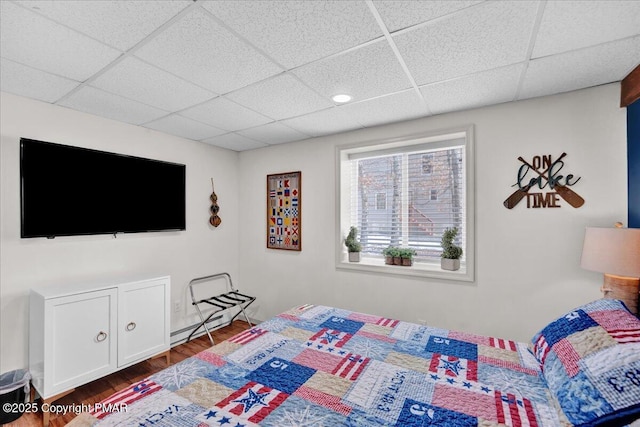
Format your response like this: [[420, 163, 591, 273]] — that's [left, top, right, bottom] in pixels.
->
[[1, 0, 638, 151]]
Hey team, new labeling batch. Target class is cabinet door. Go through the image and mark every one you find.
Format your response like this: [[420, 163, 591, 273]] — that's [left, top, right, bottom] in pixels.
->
[[44, 288, 117, 396], [118, 279, 169, 367]]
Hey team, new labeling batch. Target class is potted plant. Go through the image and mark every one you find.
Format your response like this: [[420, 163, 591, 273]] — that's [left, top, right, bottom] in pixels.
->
[[399, 248, 417, 266], [441, 227, 463, 271], [386, 247, 402, 265], [382, 246, 399, 265], [344, 226, 362, 262]]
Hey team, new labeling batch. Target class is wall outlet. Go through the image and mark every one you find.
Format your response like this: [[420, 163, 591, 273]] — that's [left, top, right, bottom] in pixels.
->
[[173, 301, 181, 313], [417, 319, 427, 325]]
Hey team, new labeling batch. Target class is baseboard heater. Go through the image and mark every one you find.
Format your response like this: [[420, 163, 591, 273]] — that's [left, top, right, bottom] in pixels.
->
[[170, 314, 224, 347]]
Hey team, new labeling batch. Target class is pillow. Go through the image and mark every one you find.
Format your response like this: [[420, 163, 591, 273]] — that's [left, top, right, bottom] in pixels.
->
[[530, 299, 640, 427]]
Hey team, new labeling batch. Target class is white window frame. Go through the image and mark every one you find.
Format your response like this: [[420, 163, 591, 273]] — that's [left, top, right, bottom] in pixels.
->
[[335, 125, 475, 282]]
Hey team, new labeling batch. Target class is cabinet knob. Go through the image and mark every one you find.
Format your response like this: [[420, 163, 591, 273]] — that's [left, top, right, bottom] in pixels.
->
[[96, 331, 108, 342], [126, 322, 136, 332]]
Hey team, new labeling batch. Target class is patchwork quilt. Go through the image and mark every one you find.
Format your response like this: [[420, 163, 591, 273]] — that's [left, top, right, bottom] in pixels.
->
[[69, 302, 640, 427]]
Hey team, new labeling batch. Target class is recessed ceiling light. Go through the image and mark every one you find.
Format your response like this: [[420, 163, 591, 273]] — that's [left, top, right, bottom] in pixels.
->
[[332, 94, 352, 104]]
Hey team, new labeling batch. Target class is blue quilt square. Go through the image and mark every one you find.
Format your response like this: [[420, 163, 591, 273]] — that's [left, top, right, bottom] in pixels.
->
[[347, 409, 391, 427], [246, 357, 315, 395], [394, 340, 432, 359], [260, 395, 349, 427], [555, 371, 614, 425], [590, 360, 640, 411], [540, 309, 598, 347], [204, 364, 252, 390], [320, 316, 364, 334], [397, 399, 477, 426], [425, 337, 477, 361]]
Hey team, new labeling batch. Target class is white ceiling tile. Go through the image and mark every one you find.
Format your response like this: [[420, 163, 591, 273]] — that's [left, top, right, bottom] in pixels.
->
[[135, 7, 282, 94], [202, 133, 268, 151], [0, 1, 121, 81], [226, 74, 333, 120], [421, 63, 524, 115], [145, 114, 226, 141], [0, 58, 79, 103], [14, 0, 191, 51], [532, 1, 640, 58], [201, 0, 382, 69], [372, 1, 484, 32], [293, 40, 411, 103], [58, 86, 169, 126], [180, 97, 272, 132], [280, 107, 363, 137], [237, 122, 309, 145], [90, 57, 215, 111], [393, 1, 538, 85], [520, 36, 640, 100], [340, 90, 428, 128]]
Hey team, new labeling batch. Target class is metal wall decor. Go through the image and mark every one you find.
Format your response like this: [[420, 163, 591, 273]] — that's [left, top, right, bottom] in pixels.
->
[[504, 152, 584, 209], [267, 171, 301, 251], [210, 178, 221, 227]]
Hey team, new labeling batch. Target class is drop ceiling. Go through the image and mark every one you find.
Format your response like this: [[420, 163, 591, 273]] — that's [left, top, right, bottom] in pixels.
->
[[1, 1, 639, 152]]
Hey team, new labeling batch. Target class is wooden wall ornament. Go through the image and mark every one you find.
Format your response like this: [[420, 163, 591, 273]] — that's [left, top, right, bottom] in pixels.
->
[[503, 153, 584, 209], [209, 179, 221, 227]]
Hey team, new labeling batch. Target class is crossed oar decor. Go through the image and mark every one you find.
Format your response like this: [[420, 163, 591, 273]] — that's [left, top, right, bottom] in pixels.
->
[[503, 152, 584, 209]]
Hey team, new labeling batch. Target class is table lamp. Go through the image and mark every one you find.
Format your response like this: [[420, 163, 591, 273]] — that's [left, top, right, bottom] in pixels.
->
[[580, 224, 640, 315]]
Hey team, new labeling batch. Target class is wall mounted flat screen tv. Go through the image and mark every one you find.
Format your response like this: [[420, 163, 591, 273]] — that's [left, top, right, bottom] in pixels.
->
[[20, 138, 186, 238]]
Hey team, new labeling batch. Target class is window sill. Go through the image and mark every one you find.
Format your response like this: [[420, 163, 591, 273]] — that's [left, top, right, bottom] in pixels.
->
[[336, 256, 474, 282]]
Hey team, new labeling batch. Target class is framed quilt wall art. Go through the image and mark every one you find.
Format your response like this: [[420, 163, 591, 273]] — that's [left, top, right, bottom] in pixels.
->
[[267, 171, 301, 251]]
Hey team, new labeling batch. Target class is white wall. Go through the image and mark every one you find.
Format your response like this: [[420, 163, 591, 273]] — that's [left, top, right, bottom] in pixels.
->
[[0, 84, 628, 372], [238, 83, 627, 343], [0, 93, 240, 372]]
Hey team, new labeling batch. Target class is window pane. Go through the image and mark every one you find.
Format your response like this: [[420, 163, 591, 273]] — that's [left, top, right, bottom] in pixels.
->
[[351, 146, 464, 262]]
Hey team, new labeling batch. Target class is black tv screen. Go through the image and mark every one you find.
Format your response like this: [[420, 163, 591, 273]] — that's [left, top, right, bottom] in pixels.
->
[[20, 138, 186, 238]]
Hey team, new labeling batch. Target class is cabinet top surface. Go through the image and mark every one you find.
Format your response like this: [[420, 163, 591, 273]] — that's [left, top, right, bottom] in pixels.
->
[[31, 275, 170, 298]]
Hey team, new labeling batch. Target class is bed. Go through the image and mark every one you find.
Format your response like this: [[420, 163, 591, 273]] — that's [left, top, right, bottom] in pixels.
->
[[68, 299, 640, 426]]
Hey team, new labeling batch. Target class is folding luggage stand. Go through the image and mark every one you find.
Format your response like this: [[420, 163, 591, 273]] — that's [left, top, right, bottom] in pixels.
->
[[186, 272, 255, 345]]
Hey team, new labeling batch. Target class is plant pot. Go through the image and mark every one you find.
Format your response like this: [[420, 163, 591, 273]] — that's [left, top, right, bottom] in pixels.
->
[[384, 256, 393, 265], [348, 252, 361, 262], [401, 257, 413, 266], [393, 256, 402, 265], [441, 258, 460, 271]]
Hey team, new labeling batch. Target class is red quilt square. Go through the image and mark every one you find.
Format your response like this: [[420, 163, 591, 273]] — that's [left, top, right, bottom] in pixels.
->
[[432, 384, 495, 421], [195, 351, 226, 367], [552, 339, 581, 377], [293, 386, 352, 416], [293, 348, 342, 373]]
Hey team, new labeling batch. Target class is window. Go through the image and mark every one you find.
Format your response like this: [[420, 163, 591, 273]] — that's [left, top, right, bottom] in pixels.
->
[[336, 126, 475, 281]]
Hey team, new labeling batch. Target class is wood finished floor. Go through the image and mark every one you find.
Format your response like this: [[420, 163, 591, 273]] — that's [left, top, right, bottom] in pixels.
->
[[6, 321, 249, 427]]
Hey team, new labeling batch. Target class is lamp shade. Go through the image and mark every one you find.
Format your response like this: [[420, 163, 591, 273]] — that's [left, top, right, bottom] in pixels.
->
[[580, 227, 640, 277]]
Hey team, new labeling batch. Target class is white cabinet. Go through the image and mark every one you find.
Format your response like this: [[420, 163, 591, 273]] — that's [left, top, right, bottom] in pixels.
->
[[30, 276, 170, 406]]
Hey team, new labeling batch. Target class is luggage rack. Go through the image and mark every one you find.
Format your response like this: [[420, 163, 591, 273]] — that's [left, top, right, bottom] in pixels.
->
[[187, 272, 255, 345]]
